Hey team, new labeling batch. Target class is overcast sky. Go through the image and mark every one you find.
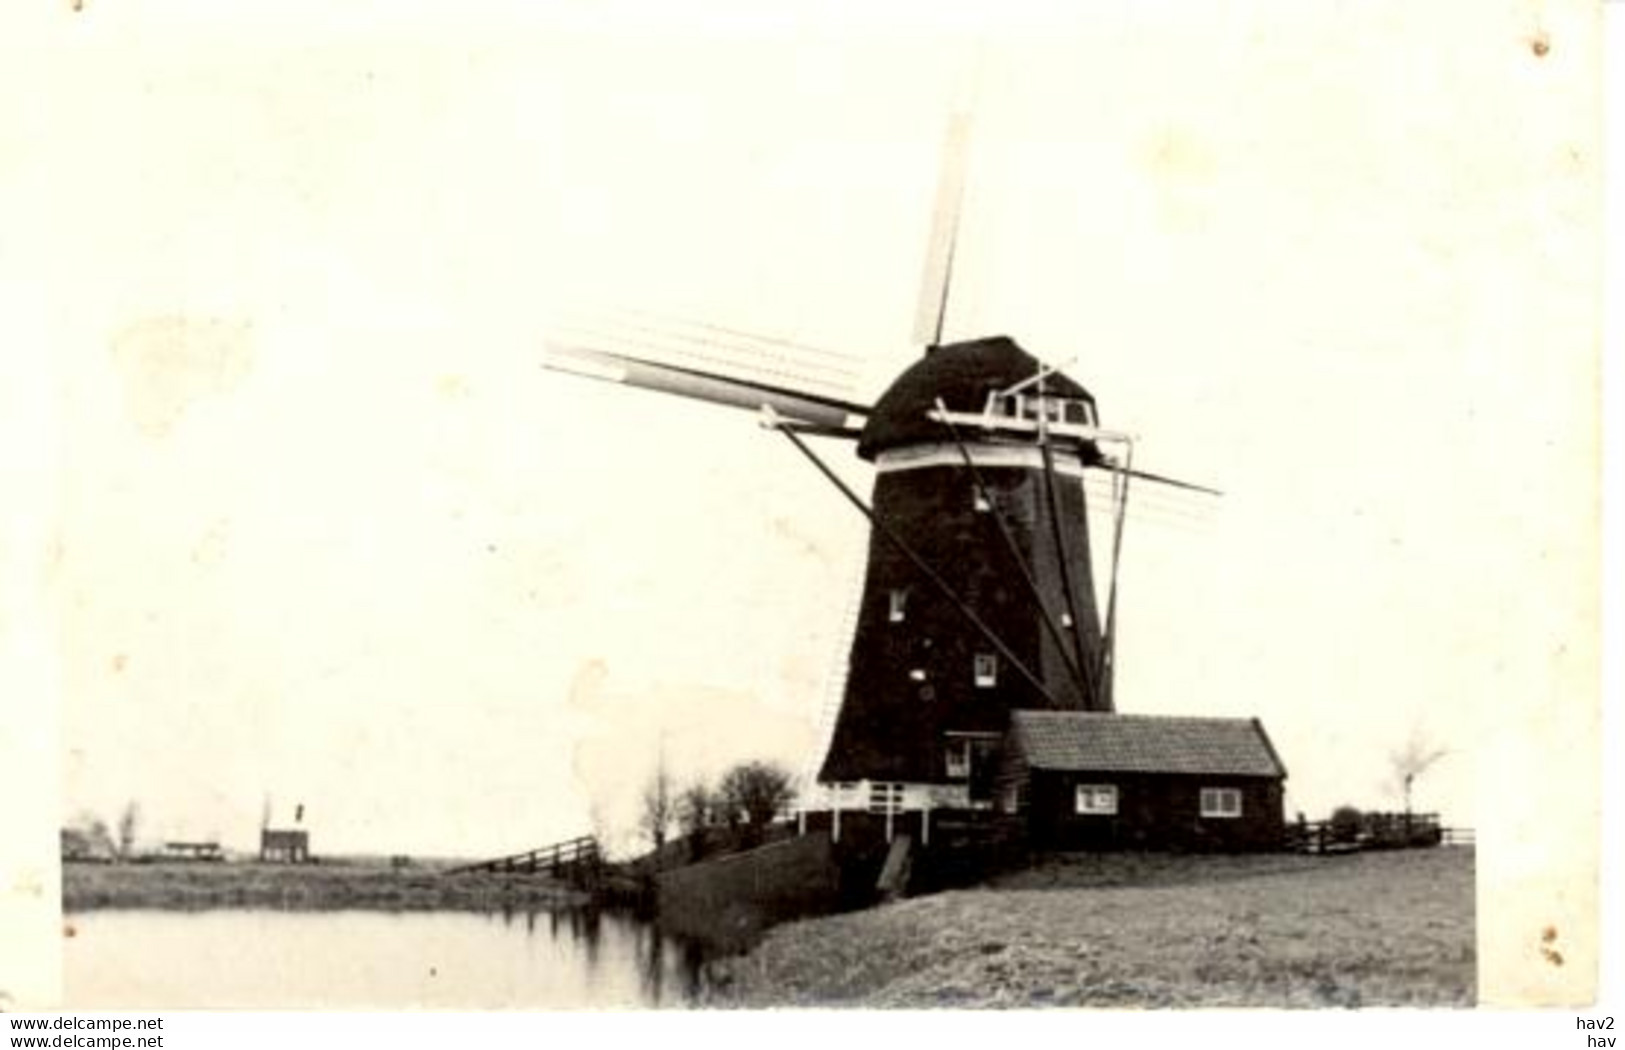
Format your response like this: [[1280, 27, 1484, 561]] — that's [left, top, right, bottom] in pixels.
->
[[4, 0, 1599, 862]]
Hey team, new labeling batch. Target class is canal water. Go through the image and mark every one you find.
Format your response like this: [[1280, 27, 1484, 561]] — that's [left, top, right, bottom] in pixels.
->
[[64, 907, 717, 1009]]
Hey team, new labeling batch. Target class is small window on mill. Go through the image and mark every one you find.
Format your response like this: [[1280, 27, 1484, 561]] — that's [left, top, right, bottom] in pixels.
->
[[973, 653, 998, 688], [888, 589, 908, 623]]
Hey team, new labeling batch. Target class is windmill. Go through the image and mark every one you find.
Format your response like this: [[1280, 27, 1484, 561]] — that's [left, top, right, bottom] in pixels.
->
[[544, 66, 1217, 818]]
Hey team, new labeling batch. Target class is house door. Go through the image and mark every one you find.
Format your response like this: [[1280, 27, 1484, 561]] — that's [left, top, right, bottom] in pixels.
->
[[944, 733, 1002, 805]]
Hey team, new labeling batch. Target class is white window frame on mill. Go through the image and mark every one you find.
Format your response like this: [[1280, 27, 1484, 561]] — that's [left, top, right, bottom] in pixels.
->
[[1075, 784, 1118, 815], [973, 653, 998, 688], [989, 393, 1098, 428], [944, 739, 971, 779], [1200, 787, 1243, 819], [888, 588, 908, 623]]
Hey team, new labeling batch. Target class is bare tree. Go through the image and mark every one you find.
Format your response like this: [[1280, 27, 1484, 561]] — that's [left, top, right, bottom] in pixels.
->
[[63, 811, 114, 860], [678, 781, 714, 832], [718, 761, 794, 844], [76, 811, 114, 855], [677, 779, 715, 860], [1390, 731, 1449, 817], [116, 800, 141, 861], [639, 760, 675, 858]]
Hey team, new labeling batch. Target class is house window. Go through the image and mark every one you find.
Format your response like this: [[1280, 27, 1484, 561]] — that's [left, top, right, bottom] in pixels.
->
[[868, 782, 905, 814], [1200, 787, 1243, 819], [945, 740, 971, 779], [1075, 784, 1118, 815], [973, 653, 998, 687], [888, 589, 909, 623]]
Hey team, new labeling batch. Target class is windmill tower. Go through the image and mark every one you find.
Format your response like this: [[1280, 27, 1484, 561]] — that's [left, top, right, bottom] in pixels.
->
[[817, 335, 1114, 805], [544, 61, 1215, 822]]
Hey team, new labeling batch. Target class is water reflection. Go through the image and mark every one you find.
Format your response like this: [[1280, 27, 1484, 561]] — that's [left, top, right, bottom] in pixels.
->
[[633, 919, 719, 1005], [486, 903, 690, 1004], [65, 904, 720, 1009]]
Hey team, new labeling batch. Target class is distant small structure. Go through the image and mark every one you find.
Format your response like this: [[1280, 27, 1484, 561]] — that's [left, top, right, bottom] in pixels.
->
[[260, 828, 310, 863], [162, 841, 224, 862]]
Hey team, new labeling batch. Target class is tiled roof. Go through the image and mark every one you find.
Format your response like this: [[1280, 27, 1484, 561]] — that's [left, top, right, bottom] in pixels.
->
[[1009, 711, 1287, 778]]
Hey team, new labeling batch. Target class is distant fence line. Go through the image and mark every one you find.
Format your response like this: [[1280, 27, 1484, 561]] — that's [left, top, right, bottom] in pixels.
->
[[1285, 811, 1473, 854]]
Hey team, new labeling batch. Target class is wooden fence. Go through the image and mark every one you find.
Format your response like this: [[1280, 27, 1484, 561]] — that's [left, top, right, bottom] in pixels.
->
[[1440, 826, 1476, 847], [1285, 812, 1469, 853], [444, 835, 602, 885]]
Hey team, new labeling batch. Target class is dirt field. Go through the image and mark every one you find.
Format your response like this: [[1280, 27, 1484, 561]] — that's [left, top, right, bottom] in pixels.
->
[[707, 847, 1475, 1008], [62, 857, 585, 912]]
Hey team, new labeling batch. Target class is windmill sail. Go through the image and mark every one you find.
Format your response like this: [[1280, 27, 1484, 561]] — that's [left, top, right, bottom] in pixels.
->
[[545, 342, 869, 436], [551, 305, 863, 402], [913, 46, 983, 348]]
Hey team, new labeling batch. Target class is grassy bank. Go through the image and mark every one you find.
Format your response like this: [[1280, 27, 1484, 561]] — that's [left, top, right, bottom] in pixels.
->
[[63, 858, 588, 913], [707, 847, 1475, 1008]]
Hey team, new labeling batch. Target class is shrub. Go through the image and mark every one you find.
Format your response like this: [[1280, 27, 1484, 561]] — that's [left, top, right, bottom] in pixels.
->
[[1328, 805, 1363, 843]]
